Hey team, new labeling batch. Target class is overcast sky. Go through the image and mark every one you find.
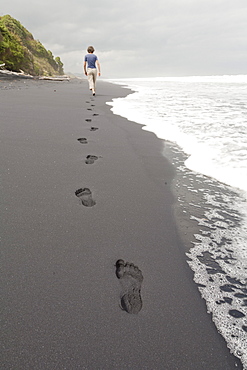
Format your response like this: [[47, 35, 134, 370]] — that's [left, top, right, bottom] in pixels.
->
[[1, 0, 247, 78]]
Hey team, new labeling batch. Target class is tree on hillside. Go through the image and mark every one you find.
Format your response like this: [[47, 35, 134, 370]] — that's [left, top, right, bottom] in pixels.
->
[[0, 21, 25, 71], [55, 56, 64, 75]]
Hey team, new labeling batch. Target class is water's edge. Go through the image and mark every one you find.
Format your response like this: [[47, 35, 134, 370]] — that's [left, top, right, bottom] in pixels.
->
[[164, 141, 247, 368], [106, 81, 247, 369]]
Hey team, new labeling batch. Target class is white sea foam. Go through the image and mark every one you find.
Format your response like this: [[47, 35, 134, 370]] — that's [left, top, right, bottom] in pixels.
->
[[106, 75, 247, 195], [174, 160, 247, 369], [106, 76, 247, 368], [187, 194, 247, 366]]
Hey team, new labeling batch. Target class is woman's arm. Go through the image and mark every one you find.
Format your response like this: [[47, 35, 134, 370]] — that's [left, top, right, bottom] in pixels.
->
[[84, 61, 87, 75], [96, 60, 101, 76]]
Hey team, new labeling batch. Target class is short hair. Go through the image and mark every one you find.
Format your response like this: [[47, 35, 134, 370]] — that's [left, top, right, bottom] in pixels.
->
[[87, 46, 95, 53]]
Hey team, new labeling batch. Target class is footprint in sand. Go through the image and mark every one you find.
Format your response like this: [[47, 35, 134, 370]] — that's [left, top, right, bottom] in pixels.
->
[[85, 155, 98, 164], [77, 138, 88, 144], [75, 188, 96, 207], [115, 259, 143, 314], [90, 127, 99, 131], [93, 113, 99, 116], [85, 119, 92, 122]]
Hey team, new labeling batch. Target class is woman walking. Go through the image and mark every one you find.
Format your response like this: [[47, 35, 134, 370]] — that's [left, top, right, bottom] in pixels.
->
[[84, 46, 101, 96]]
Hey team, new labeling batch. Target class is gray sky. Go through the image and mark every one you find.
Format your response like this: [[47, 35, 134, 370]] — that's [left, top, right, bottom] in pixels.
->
[[1, 0, 247, 77]]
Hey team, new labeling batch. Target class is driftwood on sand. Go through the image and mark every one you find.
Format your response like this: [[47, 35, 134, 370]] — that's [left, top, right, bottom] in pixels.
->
[[0, 67, 34, 79], [0, 65, 70, 81], [38, 76, 70, 81]]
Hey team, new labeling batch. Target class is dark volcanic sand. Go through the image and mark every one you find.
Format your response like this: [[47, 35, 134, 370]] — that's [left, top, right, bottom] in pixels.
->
[[0, 77, 242, 369]]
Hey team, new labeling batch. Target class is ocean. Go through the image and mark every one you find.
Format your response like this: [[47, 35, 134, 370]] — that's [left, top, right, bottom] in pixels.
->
[[106, 76, 247, 368]]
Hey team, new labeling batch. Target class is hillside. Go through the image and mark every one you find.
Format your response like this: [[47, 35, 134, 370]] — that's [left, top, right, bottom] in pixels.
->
[[0, 15, 64, 76]]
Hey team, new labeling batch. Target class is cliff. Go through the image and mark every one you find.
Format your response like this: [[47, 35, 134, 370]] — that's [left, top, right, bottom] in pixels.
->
[[0, 15, 64, 76]]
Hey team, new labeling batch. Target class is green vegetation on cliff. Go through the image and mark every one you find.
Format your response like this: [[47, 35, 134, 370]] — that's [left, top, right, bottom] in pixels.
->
[[0, 15, 64, 76]]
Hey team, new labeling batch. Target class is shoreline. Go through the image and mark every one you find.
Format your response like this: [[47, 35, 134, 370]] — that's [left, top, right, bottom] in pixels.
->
[[1, 76, 243, 369], [107, 79, 247, 367]]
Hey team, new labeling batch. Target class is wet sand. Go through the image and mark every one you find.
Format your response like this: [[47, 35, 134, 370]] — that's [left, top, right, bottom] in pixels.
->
[[0, 77, 242, 369]]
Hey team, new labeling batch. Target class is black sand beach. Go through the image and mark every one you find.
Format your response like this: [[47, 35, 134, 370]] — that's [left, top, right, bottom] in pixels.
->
[[0, 77, 242, 369]]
